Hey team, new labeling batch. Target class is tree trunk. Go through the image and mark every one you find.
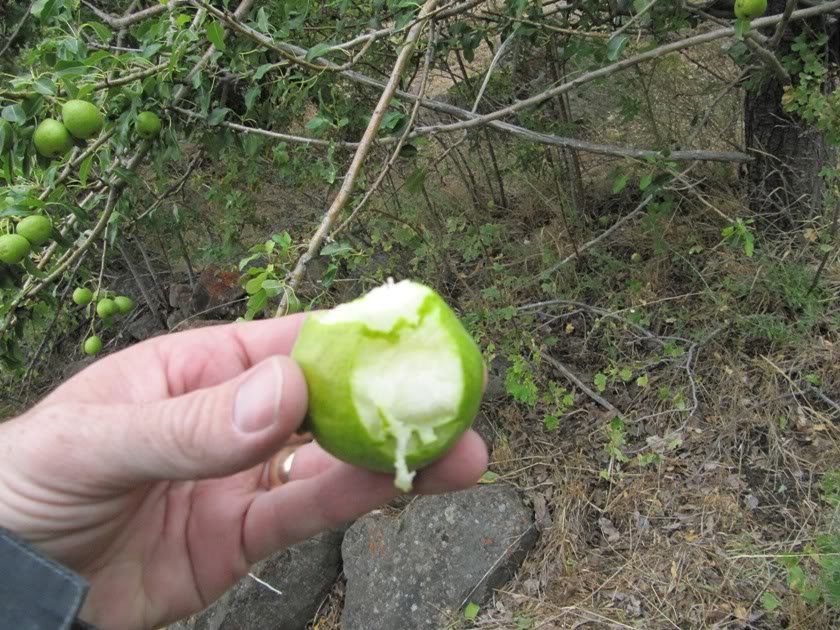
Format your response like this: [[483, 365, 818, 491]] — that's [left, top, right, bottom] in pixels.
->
[[743, 1, 838, 221]]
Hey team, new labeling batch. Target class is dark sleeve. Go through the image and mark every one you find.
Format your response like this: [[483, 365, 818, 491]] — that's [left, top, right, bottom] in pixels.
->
[[0, 527, 95, 630]]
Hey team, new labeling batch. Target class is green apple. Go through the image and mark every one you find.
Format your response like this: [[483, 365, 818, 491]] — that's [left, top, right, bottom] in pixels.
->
[[291, 279, 484, 491], [735, 0, 767, 20], [83, 335, 102, 356]]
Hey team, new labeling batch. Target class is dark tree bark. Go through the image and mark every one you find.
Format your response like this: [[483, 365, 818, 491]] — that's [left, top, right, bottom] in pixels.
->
[[743, 1, 839, 221]]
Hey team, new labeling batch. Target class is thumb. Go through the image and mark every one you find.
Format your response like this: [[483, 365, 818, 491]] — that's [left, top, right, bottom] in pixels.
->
[[115, 356, 308, 482]]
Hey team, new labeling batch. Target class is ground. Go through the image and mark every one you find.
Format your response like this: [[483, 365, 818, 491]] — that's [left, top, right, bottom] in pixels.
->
[[7, 28, 840, 630]]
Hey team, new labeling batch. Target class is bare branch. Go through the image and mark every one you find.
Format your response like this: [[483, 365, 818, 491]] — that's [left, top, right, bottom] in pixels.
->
[[0, 0, 36, 58], [280, 0, 440, 307], [770, 0, 800, 50], [330, 21, 440, 240], [408, 2, 840, 138], [172, 106, 354, 148], [81, 0, 183, 28], [540, 195, 654, 276], [541, 351, 621, 416], [0, 0, 257, 337]]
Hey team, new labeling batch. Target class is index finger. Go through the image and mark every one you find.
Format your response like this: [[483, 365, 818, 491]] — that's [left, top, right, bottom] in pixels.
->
[[45, 313, 311, 406]]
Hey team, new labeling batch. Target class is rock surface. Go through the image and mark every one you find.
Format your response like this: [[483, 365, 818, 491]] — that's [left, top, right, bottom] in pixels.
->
[[341, 484, 537, 630], [191, 266, 245, 319], [169, 528, 344, 630]]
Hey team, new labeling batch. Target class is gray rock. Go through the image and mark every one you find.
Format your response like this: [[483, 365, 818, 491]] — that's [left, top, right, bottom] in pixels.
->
[[341, 484, 537, 630], [191, 266, 245, 319], [484, 356, 510, 402], [170, 528, 345, 630], [169, 283, 193, 310]]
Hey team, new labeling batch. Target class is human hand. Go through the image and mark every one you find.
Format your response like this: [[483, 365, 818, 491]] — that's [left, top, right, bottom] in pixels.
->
[[0, 315, 488, 630]]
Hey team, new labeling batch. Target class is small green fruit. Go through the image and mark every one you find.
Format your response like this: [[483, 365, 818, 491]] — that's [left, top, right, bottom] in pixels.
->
[[96, 298, 118, 318], [83, 335, 102, 356], [598, 216, 611, 227], [291, 279, 485, 492], [0, 234, 31, 264], [61, 100, 105, 140], [73, 287, 93, 306], [114, 296, 134, 315], [630, 252, 642, 263], [734, 0, 767, 19], [16, 215, 52, 247], [33, 119, 73, 158], [136, 111, 162, 138]]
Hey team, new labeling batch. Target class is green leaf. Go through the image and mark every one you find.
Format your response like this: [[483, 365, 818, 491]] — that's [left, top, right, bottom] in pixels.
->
[[612, 174, 628, 194], [321, 263, 337, 288], [79, 155, 93, 187], [636, 374, 649, 387], [305, 116, 331, 136], [261, 279, 283, 297], [305, 42, 333, 61], [245, 289, 268, 318], [207, 107, 231, 126], [478, 471, 499, 484], [594, 372, 607, 393], [31, 0, 56, 20], [112, 166, 140, 187], [405, 167, 427, 194], [619, 367, 632, 382], [639, 174, 653, 190], [2, 105, 26, 124], [761, 591, 781, 612], [33, 77, 56, 96], [463, 602, 480, 621], [206, 20, 226, 51], [238, 253, 263, 270], [256, 7, 270, 32], [607, 34, 629, 61], [245, 272, 268, 295], [253, 63, 274, 80], [744, 232, 754, 257], [320, 242, 353, 257], [272, 232, 292, 250], [244, 86, 261, 111]]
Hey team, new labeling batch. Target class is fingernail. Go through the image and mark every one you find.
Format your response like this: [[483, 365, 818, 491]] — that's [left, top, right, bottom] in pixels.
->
[[234, 358, 283, 433]]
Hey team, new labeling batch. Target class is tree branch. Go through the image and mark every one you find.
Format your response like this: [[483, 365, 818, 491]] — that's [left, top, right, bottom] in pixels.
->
[[541, 351, 621, 416], [0, 0, 36, 58], [81, 0, 182, 28], [769, 0, 800, 50], [280, 0, 440, 307], [406, 2, 840, 138]]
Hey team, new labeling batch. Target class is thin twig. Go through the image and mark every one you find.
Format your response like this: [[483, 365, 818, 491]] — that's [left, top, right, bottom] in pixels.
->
[[131, 148, 204, 224], [0, 0, 36, 58], [81, 0, 181, 28], [542, 351, 621, 416], [610, 0, 659, 40], [21, 259, 84, 385], [119, 242, 169, 329], [541, 195, 654, 276], [807, 199, 839, 295], [331, 20, 439, 238], [403, 3, 840, 137], [769, 0, 800, 50], [279, 0, 440, 308]]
